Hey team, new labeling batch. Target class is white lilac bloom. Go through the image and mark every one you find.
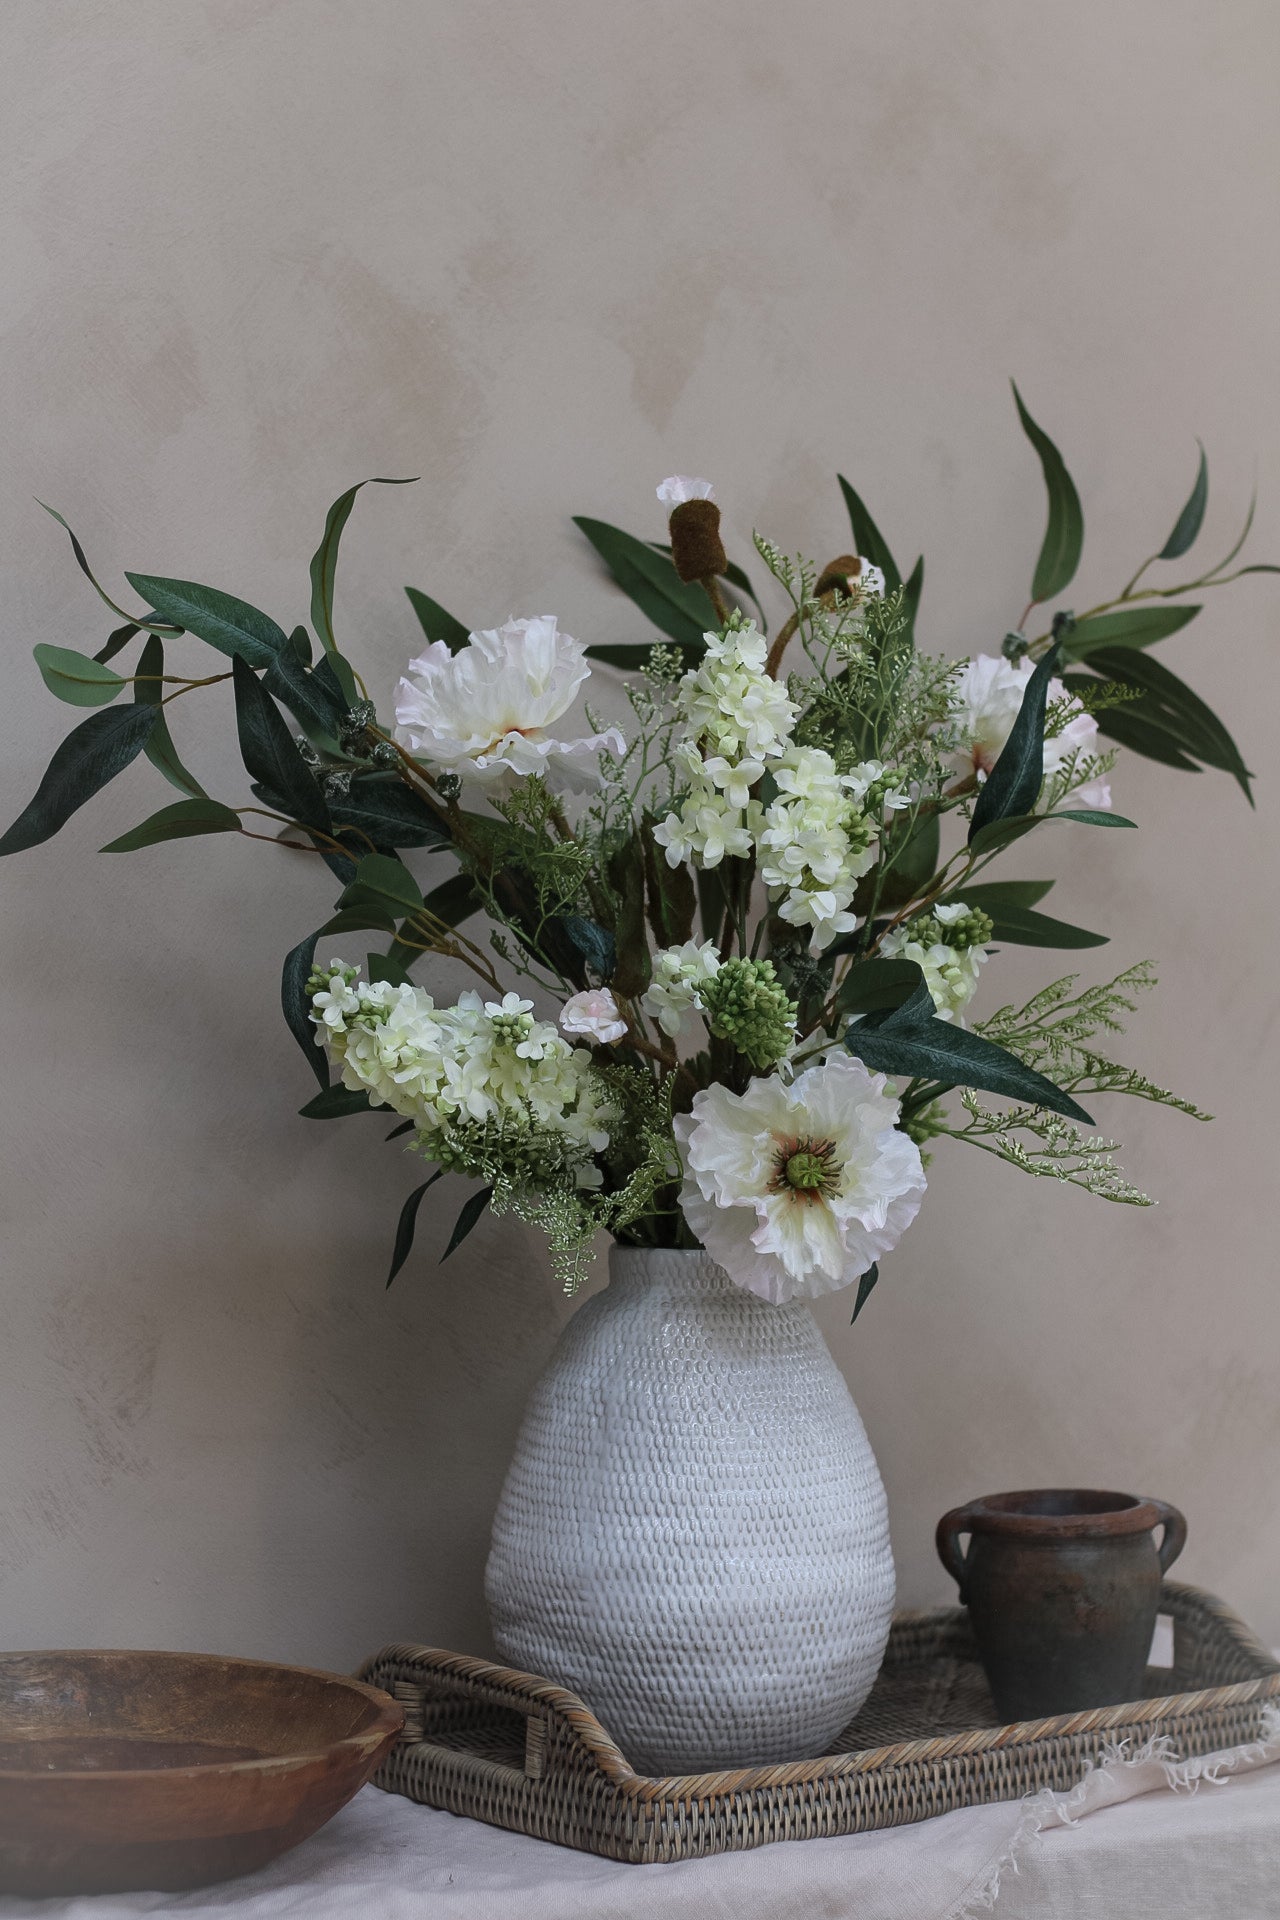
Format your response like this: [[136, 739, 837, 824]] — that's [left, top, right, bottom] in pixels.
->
[[674, 1054, 926, 1305], [559, 988, 628, 1045], [656, 475, 716, 508], [641, 940, 722, 1038], [879, 903, 990, 1023], [394, 615, 625, 792], [310, 970, 613, 1175], [652, 624, 796, 871], [949, 654, 1111, 812], [757, 746, 877, 954]]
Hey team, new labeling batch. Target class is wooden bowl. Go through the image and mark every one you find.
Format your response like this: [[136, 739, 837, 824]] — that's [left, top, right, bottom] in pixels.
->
[[0, 1649, 404, 1895]]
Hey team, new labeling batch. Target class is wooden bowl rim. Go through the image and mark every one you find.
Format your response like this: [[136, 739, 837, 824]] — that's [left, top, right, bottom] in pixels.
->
[[0, 1648, 404, 1782]]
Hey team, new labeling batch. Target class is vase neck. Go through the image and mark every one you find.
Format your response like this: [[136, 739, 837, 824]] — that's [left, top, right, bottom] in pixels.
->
[[607, 1246, 732, 1292]]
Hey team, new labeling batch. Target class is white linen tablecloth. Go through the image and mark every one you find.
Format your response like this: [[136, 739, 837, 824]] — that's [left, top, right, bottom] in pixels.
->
[[4, 1710, 1278, 1920]]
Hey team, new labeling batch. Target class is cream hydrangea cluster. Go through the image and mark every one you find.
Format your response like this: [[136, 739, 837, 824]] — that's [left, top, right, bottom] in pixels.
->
[[879, 902, 993, 1023], [310, 967, 614, 1183]]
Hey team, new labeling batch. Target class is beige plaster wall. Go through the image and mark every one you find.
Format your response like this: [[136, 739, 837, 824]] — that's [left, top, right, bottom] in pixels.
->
[[1, 1, 1278, 1670]]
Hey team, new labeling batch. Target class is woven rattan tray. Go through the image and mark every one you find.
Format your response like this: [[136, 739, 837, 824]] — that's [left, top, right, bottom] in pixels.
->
[[359, 1581, 1280, 1862]]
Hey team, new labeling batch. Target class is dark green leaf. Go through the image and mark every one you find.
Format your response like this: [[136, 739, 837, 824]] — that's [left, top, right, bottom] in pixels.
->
[[642, 819, 697, 946], [0, 704, 158, 855], [862, 810, 940, 912], [901, 555, 924, 644], [309, 477, 417, 661], [95, 623, 140, 665], [848, 998, 1093, 1124], [420, 870, 484, 928], [1070, 646, 1251, 800], [1012, 383, 1084, 603], [697, 866, 726, 947], [34, 643, 126, 708], [968, 641, 1062, 842], [126, 575, 287, 668], [368, 952, 416, 987], [967, 807, 1136, 857], [1061, 603, 1200, 659], [132, 633, 208, 799], [405, 587, 470, 653], [101, 796, 241, 852], [331, 775, 451, 853], [851, 1263, 879, 1324], [952, 879, 1055, 911], [562, 914, 616, 982], [574, 517, 712, 653], [386, 1170, 445, 1287], [441, 1183, 493, 1261], [974, 903, 1108, 949], [263, 646, 347, 740], [648, 543, 768, 634], [298, 1085, 373, 1119], [1159, 444, 1208, 560], [311, 649, 359, 710], [37, 502, 181, 635], [232, 655, 331, 832], [608, 832, 651, 997], [836, 956, 926, 1016], [836, 478, 902, 593], [289, 624, 313, 665], [342, 850, 424, 916], [316, 904, 399, 937], [282, 931, 329, 1090]]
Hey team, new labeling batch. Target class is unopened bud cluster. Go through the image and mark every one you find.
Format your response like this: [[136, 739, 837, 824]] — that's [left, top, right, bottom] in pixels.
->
[[700, 957, 798, 1070]]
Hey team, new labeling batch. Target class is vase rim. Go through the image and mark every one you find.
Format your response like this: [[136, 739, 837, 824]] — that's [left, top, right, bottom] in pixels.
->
[[606, 1245, 733, 1289]]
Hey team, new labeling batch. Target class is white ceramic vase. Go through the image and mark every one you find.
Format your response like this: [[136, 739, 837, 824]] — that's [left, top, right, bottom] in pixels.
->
[[484, 1245, 895, 1773]]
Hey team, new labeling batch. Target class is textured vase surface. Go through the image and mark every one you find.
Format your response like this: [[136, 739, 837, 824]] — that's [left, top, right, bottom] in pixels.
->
[[484, 1246, 895, 1773]]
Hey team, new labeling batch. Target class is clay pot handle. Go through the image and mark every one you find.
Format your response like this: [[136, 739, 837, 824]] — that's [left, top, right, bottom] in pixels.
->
[[936, 1504, 978, 1604], [1151, 1499, 1188, 1575]]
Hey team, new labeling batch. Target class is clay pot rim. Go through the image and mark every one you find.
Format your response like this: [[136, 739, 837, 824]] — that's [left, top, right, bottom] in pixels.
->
[[950, 1488, 1164, 1538]]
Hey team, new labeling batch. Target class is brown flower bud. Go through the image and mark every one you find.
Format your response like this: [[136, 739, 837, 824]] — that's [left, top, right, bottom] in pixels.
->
[[814, 554, 866, 598], [669, 498, 727, 583]]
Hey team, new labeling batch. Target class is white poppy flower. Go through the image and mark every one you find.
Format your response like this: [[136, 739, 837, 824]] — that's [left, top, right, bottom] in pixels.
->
[[394, 615, 624, 791], [559, 989, 628, 1045], [657, 475, 716, 508], [949, 654, 1111, 811], [674, 1054, 926, 1304]]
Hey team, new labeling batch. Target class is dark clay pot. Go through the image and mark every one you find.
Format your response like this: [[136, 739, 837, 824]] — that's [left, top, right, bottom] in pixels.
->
[[936, 1488, 1187, 1723]]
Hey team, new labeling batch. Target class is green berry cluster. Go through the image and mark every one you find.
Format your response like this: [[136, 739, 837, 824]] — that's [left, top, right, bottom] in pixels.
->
[[902, 906, 993, 951], [700, 957, 798, 1070]]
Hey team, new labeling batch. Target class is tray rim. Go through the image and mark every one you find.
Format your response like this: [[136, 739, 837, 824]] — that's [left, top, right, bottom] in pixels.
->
[[362, 1580, 1280, 1803]]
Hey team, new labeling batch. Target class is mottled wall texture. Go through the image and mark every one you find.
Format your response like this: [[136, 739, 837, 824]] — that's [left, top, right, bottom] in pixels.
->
[[2, 2, 1278, 1665]]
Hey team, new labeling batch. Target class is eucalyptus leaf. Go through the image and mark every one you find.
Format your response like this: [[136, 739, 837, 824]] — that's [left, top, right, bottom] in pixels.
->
[[574, 517, 712, 653], [1159, 444, 1208, 559], [835, 955, 926, 1015], [38, 502, 181, 635], [126, 574, 287, 668], [1012, 384, 1083, 604], [309, 477, 417, 661], [386, 1169, 445, 1287], [298, 1085, 373, 1119], [1070, 645, 1252, 800], [342, 850, 424, 917], [1062, 603, 1200, 659], [967, 808, 1136, 857], [968, 641, 1061, 841], [421, 870, 484, 929], [232, 655, 331, 832], [836, 477, 903, 593], [405, 587, 470, 653], [848, 993, 1093, 1124], [316, 904, 399, 937], [34, 644, 126, 708], [851, 1263, 880, 1324], [263, 645, 347, 740], [441, 1182, 493, 1261], [367, 953, 416, 987], [311, 649, 359, 710], [95, 623, 140, 665], [331, 774, 452, 853], [133, 634, 208, 800], [281, 930, 330, 1090], [0, 704, 158, 856], [952, 879, 1056, 911], [973, 903, 1108, 948], [101, 796, 241, 852]]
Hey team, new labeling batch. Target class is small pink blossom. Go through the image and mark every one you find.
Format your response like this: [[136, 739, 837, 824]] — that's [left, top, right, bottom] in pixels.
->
[[657, 475, 715, 509], [559, 989, 628, 1046]]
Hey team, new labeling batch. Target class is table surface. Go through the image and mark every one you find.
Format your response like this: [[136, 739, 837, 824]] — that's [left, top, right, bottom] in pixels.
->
[[4, 1729, 1279, 1920]]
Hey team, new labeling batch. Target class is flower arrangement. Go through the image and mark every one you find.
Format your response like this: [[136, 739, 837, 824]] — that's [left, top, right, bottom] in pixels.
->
[[7, 393, 1268, 1308]]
